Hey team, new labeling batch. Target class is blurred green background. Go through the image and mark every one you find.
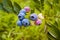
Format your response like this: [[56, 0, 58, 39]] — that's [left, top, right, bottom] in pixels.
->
[[0, 0, 60, 40]]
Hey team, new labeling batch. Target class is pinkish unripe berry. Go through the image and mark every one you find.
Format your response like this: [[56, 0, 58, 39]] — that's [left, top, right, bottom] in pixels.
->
[[35, 19, 42, 25], [24, 6, 30, 13]]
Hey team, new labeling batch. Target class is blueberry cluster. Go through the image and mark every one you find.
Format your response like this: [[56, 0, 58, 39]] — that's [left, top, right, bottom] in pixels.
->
[[17, 6, 42, 27]]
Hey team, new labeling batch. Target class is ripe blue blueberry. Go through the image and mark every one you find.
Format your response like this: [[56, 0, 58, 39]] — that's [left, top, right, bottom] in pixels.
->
[[19, 13, 25, 16], [17, 20, 22, 26], [20, 9, 26, 14], [18, 13, 25, 21], [22, 19, 30, 26], [30, 13, 38, 21]]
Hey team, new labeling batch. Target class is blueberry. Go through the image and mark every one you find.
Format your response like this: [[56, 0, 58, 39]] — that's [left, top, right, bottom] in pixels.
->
[[30, 13, 38, 21], [24, 6, 30, 13], [18, 13, 25, 21], [20, 9, 26, 14], [35, 19, 42, 25], [19, 13, 25, 16], [17, 20, 22, 26], [22, 19, 30, 26]]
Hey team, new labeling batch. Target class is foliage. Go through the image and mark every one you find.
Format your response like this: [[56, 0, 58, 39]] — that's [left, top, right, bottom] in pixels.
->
[[0, 0, 60, 40]]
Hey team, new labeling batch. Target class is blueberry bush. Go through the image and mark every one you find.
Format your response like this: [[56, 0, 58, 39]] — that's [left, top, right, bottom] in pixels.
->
[[0, 0, 60, 40]]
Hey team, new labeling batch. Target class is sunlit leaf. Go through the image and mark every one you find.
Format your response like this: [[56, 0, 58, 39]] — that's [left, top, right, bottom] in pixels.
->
[[46, 22, 60, 40]]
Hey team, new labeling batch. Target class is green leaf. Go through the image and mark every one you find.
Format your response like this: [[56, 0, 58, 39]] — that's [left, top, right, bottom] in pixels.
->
[[36, 7, 41, 12], [46, 1, 53, 9], [13, 2, 21, 13], [0, 3, 3, 10], [40, 0, 44, 10], [48, 32, 57, 40], [3, 6, 13, 13], [54, 0, 59, 4], [54, 21, 58, 27], [33, 0, 40, 4], [2, 0, 14, 13], [31, 9, 35, 13], [46, 22, 60, 40]]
